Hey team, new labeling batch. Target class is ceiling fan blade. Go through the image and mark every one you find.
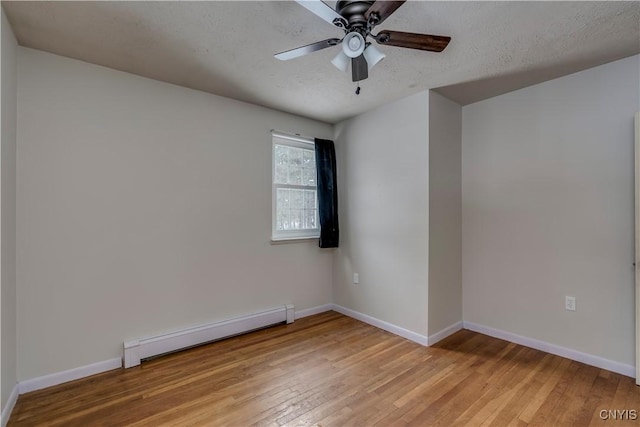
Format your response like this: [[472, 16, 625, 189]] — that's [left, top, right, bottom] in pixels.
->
[[351, 55, 368, 82], [295, 0, 347, 29], [365, 1, 405, 26], [275, 38, 341, 61], [375, 30, 451, 52]]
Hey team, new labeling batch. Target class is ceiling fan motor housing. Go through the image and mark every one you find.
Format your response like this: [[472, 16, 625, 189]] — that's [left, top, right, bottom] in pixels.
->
[[336, 0, 375, 25]]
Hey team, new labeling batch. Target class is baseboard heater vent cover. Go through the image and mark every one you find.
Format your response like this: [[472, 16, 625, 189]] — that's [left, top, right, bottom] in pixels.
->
[[123, 304, 294, 368]]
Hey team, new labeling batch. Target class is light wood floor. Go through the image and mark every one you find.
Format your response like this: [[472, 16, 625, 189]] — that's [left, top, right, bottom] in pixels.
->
[[9, 311, 640, 426]]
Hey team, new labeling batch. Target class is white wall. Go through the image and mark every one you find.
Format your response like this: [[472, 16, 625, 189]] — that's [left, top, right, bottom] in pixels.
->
[[462, 55, 639, 367], [333, 92, 429, 337], [16, 48, 334, 381], [428, 91, 461, 336], [1, 6, 18, 411]]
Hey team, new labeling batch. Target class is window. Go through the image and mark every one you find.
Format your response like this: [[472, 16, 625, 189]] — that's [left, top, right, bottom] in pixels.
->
[[272, 132, 319, 241]]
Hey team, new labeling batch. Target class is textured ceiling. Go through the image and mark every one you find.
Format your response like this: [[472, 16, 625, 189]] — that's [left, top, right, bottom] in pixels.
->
[[3, 1, 639, 123]]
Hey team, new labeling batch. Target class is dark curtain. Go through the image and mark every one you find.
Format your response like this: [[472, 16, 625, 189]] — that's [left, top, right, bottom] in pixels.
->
[[314, 138, 339, 248]]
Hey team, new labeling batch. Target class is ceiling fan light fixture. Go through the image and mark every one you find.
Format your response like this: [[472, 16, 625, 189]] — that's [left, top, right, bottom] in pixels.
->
[[331, 50, 350, 72], [363, 43, 385, 71], [274, 1, 452, 85], [342, 32, 365, 58]]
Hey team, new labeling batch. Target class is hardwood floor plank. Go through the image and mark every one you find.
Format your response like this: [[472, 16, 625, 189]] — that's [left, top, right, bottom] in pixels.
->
[[517, 356, 571, 424], [8, 312, 637, 427]]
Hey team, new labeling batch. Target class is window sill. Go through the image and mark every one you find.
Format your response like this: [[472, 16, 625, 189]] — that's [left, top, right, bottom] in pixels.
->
[[270, 236, 319, 245]]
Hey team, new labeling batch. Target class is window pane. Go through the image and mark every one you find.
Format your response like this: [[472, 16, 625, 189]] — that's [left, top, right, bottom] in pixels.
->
[[302, 168, 316, 186], [290, 148, 303, 185], [303, 150, 316, 186], [275, 165, 287, 184], [275, 145, 288, 165], [276, 188, 290, 230], [275, 188, 318, 231], [303, 150, 315, 168], [277, 188, 290, 208], [289, 167, 302, 185], [291, 189, 303, 208], [290, 209, 303, 229], [274, 145, 288, 184], [290, 147, 303, 166], [305, 209, 317, 229], [274, 144, 317, 187], [303, 190, 315, 210]]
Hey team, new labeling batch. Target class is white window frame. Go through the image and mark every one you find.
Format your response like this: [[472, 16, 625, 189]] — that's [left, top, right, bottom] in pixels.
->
[[271, 132, 320, 241]]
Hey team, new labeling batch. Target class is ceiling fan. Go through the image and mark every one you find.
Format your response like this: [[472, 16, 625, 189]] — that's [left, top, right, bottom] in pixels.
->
[[274, 0, 451, 84]]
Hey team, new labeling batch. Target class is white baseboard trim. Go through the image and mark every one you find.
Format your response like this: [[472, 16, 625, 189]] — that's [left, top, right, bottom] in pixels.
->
[[294, 304, 333, 320], [463, 321, 635, 378], [428, 321, 463, 345], [332, 304, 429, 346], [19, 357, 122, 395], [1, 383, 19, 427]]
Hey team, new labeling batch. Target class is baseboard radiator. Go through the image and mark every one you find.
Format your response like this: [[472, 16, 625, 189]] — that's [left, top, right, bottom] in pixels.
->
[[123, 304, 294, 368]]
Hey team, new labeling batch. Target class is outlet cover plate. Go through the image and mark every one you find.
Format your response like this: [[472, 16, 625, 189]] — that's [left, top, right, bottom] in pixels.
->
[[565, 296, 576, 311]]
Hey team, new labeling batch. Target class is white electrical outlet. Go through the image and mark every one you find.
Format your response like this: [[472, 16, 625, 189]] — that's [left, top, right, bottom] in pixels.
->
[[565, 296, 576, 311], [353, 273, 359, 284]]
